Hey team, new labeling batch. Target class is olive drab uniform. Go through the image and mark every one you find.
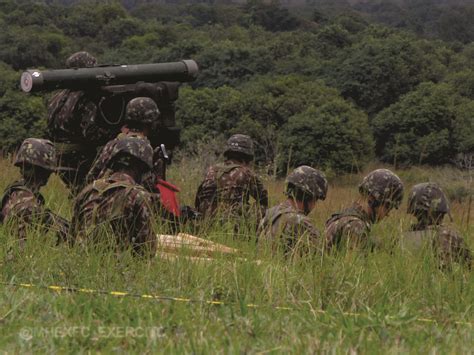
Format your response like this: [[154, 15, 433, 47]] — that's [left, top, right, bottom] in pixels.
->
[[0, 138, 69, 243], [72, 172, 156, 256], [71, 136, 157, 256], [47, 52, 116, 192], [325, 203, 372, 250], [195, 160, 268, 220], [86, 132, 155, 184], [0, 181, 69, 243], [401, 224, 472, 268], [325, 169, 404, 251], [403, 182, 472, 268], [258, 165, 327, 256], [258, 200, 320, 256]]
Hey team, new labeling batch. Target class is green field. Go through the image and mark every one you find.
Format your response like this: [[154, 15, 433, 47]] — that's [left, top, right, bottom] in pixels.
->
[[0, 157, 472, 353]]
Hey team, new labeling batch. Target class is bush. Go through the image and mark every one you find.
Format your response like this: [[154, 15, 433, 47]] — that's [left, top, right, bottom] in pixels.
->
[[373, 82, 474, 166], [177, 75, 363, 168], [0, 62, 46, 150], [278, 99, 373, 174]]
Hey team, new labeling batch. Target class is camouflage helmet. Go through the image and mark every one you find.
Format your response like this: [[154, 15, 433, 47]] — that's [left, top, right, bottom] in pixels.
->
[[224, 134, 254, 158], [124, 97, 160, 125], [407, 183, 449, 216], [14, 138, 57, 171], [108, 136, 153, 170], [359, 169, 404, 208], [285, 165, 328, 200], [65, 51, 97, 68]]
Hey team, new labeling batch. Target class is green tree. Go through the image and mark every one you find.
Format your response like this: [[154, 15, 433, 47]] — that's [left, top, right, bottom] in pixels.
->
[[243, 0, 300, 32], [326, 30, 446, 115], [373, 82, 473, 166], [278, 99, 373, 174], [101, 17, 145, 47], [0, 62, 47, 150]]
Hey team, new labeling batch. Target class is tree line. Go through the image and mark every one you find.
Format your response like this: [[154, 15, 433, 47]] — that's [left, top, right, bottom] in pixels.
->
[[0, 0, 473, 173]]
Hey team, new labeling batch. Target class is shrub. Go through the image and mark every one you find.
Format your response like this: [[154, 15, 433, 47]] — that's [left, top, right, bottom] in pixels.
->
[[278, 99, 373, 174], [373, 82, 474, 166]]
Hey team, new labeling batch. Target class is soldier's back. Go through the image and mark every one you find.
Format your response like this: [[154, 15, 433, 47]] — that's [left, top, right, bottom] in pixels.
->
[[0, 181, 69, 243], [402, 224, 472, 268], [1, 181, 42, 224], [73, 172, 156, 255], [87, 132, 150, 183], [196, 161, 254, 216], [325, 204, 372, 250], [259, 200, 320, 256]]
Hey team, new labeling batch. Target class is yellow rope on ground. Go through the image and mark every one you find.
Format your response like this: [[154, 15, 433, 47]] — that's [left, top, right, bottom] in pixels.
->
[[2, 282, 472, 326]]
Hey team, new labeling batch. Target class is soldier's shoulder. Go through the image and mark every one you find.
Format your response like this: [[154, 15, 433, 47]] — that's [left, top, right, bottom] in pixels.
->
[[327, 214, 367, 228], [2, 181, 34, 202], [123, 183, 152, 203], [325, 214, 368, 237], [275, 204, 313, 228]]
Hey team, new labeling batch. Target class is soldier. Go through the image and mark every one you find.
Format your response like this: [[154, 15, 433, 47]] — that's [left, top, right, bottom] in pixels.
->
[[71, 136, 157, 256], [0, 138, 69, 245], [325, 168, 404, 250], [47, 51, 115, 193], [403, 183, 472, 268], [86, 97, 163, 187], [195, 134, 268, 223], [258, 166, 328, 256]]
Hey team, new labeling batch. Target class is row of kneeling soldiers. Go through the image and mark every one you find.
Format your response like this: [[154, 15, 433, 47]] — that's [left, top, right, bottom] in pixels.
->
[[0, 133, 472, 269]]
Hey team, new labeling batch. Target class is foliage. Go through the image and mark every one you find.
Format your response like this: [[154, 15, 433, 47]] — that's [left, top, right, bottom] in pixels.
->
[[0, 0, 473, 170], [325, 29, 447, 114], [242, 0, 300, 32], [176, 75, 368, 170], [0, 62, 47, 150], [278, 99, 373, 174], [373, 82, 474, 166]]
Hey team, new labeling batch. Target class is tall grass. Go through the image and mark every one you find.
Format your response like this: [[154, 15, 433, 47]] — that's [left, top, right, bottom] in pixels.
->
[[0, 157, 472, 352]]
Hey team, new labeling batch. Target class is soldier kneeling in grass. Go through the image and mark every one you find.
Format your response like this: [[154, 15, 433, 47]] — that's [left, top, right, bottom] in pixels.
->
[[325, 169, 404, 250], [195, 134, 268, 229], [258, 166, 328, 257], [0, 138, 69, 246], [402, 183, 472, 269], [71, 136, 157, 257]]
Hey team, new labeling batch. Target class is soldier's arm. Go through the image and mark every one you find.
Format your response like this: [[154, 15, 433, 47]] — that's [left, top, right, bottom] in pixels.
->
[[249, 173, 269, 220], [42, 209, 70, 244], [438, 229, 472, 269], [194, 167, 217, 216], [3, 191, 43, 242], [131, 191, 157, 257], [251, 174, 269, 207]]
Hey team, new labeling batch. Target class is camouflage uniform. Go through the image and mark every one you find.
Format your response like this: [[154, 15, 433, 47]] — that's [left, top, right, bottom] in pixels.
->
[[86, 97, 163, 189], [195, 134, 268, 221], [72, 136, 157, 256], [258, 166, 328, 256], [324, 203, 372, 250], [402, 183, 472, 268], [325, 169, 404, 250], [47, 52, 117, 192], [0, 139, 69, 243]]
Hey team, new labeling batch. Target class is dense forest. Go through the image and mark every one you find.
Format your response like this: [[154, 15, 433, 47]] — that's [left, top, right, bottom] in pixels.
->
[[0, 0, 473, 174]]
